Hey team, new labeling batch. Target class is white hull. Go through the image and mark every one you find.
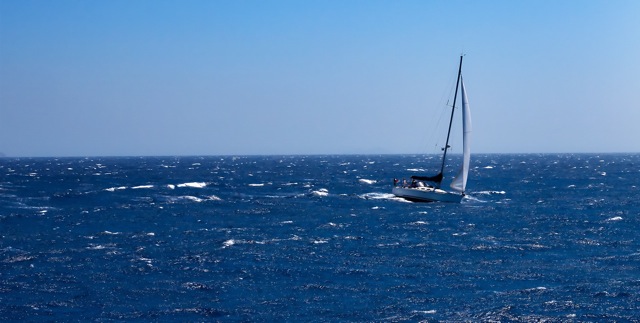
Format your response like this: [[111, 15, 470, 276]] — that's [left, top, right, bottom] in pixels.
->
[[392, 186, 463, 203]]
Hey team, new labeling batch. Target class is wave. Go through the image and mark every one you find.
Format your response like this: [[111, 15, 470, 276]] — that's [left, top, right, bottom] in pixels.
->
[[167, 195, 221, 203], [131, 185, 154, 189], [178, 196, 204, 203], [410, 221, 429, 225], [106, 182, 207, 192], [412, 310, 436, 314], [463, 195, 488, 203], [359, 192, 391, 199], [176, 182, 207, 188], [359, 192, 408, 203], [222, 239, 236, 248], [312, 188, 329, 197], [3, 254, 35, 263], [474, 190, 506, 195], [105, 186, 127, 192]]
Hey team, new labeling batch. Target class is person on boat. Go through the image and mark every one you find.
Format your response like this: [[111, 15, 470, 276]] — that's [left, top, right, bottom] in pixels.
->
[[393, 178, 399, 187], [402, 178, 407, 187]]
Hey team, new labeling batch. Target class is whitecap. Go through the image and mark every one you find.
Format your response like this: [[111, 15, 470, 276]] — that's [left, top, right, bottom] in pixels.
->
[[358, 178, 377, 185], [178, 196, 203, 203], [312, 239, 329, 244], [177, 182, 207, 188], [86, 243, 115, 250], [3, 255, 35, 263], [167, 184, 176, 189], [206, 195, 222, 201], [248, 183, 265, 187], [475, 190, 506, 195], [412, 310, 436, 314], [606, 216, 623, 221], [138, 257, 153, 266], [105, 186, 127, 192], [312, 189, 329, 197], [101, 231, 121, 235], [222, 239, 235, 248], [280, 220, 293, 224], [131, 185, 154, 189], [359, 192, 395, 200], [483, 166, 494, 169]]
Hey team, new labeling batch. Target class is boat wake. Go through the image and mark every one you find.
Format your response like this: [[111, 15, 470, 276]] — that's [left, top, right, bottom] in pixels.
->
[[359, 192, 409, 202]]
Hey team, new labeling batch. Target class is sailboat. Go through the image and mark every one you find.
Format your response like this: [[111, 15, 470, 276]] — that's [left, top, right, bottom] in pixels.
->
[[392, 55, 472, 203]]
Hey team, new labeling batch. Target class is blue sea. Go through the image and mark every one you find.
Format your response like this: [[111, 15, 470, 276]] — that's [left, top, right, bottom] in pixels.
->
[[1, 154, 639, 321]]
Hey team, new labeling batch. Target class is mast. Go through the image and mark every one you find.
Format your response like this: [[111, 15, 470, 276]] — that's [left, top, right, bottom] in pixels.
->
[[438, 55, 464, 186]]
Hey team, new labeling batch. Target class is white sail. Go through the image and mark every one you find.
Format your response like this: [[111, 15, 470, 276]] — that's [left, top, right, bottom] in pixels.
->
[[450, 77, 472, 192]]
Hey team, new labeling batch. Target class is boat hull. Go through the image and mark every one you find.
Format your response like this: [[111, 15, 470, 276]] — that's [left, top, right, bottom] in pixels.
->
[[392, 186, 463, 203]]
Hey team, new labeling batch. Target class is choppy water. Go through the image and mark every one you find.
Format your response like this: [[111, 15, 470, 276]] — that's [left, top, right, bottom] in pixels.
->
[[1, 154, 639, 321]]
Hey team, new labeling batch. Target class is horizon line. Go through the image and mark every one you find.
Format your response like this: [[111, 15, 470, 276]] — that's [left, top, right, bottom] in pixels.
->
[[2, 151, 639, 159]]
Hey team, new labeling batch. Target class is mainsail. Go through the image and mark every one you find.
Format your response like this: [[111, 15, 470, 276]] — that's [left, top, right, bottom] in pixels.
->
[[450, 77, 472, 192]]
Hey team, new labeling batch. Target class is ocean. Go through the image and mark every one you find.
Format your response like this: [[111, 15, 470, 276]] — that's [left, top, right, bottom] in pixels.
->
[[1, 154, 639, 321]]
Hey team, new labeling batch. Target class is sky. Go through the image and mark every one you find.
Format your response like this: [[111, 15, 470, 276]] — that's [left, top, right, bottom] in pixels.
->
[[1, 0, 639, 157]]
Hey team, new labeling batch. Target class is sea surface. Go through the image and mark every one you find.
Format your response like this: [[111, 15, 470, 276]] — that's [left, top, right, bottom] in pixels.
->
[[1, 154, 639, 321]]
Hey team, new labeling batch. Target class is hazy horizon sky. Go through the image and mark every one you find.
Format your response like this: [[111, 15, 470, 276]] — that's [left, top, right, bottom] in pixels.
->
[[1, 0, 639, 157]]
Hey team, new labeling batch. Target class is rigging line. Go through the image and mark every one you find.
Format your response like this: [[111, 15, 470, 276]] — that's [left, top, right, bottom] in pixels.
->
[[439, 55, 463, 180], [420, 102, 448, 155], [422, 64, 461, 156]]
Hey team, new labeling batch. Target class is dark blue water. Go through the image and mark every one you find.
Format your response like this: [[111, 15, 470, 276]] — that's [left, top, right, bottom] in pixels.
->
[[1, 154, 639, 321]]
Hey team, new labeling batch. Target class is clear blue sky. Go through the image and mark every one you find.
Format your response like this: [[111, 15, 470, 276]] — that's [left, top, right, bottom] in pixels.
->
[[1, 0, 639, 157]]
